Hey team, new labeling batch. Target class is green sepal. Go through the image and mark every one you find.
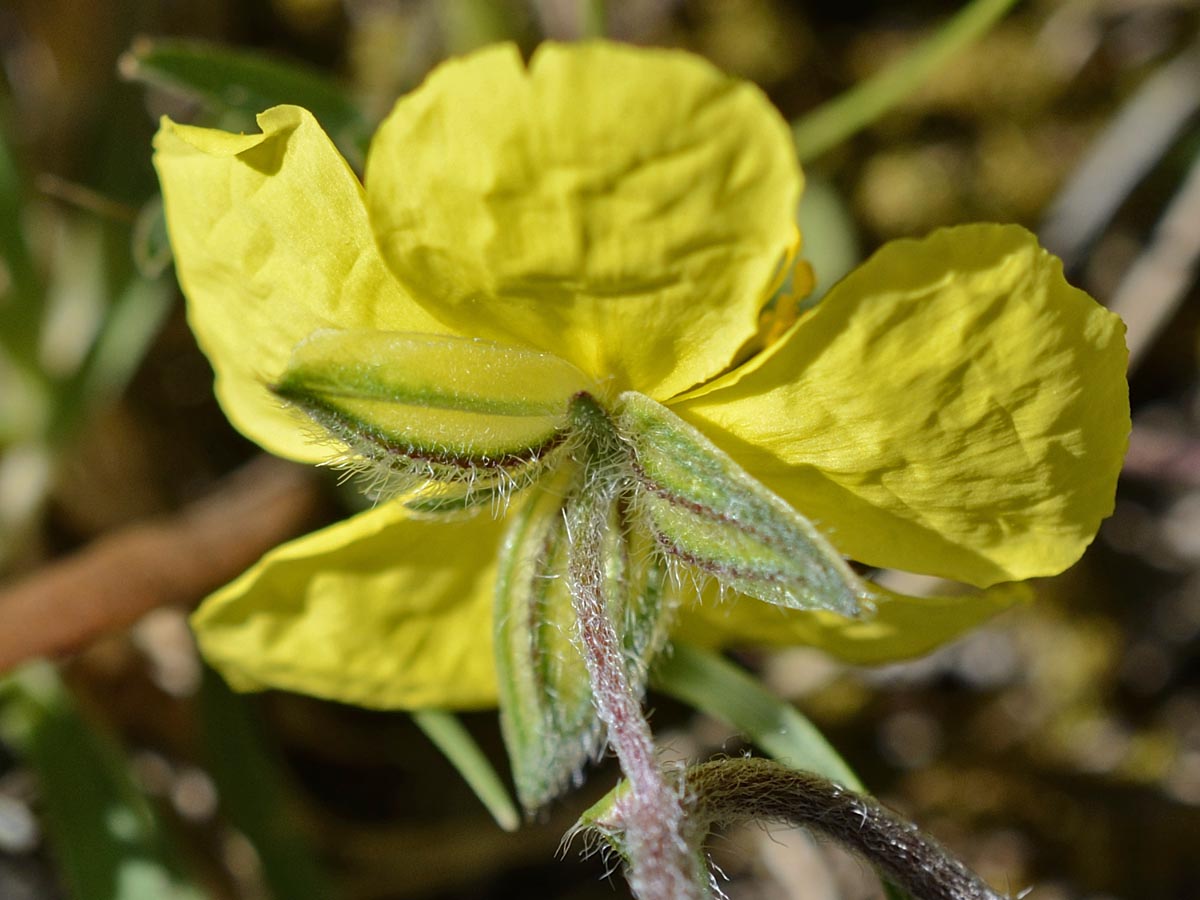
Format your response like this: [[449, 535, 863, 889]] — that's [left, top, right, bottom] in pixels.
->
[[494, 472, 599, 811], [273, 330, 590, 507], [614, 391, 865, 617], [494, 469, 672, 813]]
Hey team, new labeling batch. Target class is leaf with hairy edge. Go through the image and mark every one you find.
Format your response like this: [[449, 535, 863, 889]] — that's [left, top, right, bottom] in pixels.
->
[[494, 471, 672, 812], [273, 330, 591, 509], [615, 391, 866, 617]]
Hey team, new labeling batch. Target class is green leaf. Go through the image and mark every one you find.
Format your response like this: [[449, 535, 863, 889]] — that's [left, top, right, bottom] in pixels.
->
[[1, 664, 205, 900], [198, 671, 330, 900], [412, 709, 520, 832], [120, 37, 372, 166], [615, 391, 865, 617], [791, 0, 1019, 162]]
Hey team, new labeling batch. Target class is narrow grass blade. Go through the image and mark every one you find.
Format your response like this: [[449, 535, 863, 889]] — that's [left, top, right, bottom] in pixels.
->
[[47, 274, 171, 440], [0, 125, 43, 370], [198, 671, 330, 900], [651, 642, 861, 789], [412, 709, 521, 832], [651, 644, 914, 900], [439, 0, 527, 54], [133, 196, 172, 280], [791, 0, 1018, 162], [582, 0, 607, 38], [80, 275, 174, 404]]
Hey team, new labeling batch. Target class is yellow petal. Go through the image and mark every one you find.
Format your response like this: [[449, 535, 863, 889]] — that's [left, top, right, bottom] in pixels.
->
[[674, 224, 1128, 586], [191, 500, 503, 710], [674, 582, 1028, 664], [153, 106, 446, 463], [365, 42, 800, 400]]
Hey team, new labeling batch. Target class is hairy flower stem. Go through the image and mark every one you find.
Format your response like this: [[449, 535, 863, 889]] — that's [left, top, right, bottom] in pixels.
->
[[567, 396, 707, 900], [685, 758, 1007, 900]]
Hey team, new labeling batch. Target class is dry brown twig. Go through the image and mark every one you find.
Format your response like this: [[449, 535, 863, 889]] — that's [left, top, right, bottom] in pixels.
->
[[0, 455, 324, 673]]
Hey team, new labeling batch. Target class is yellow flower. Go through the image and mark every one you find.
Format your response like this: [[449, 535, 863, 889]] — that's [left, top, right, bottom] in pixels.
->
[[153, 42, 1128, 716]]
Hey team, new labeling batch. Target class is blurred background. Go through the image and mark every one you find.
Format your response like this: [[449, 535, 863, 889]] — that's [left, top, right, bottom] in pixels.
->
[[1, 0, 1199, 898]]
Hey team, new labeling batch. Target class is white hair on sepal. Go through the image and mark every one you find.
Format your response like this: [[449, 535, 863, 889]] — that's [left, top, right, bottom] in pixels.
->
[[622, 488, 718, 607], [288, 391, 578, 517], [559, 815, 625, 882], [660, 552, 722, 607]]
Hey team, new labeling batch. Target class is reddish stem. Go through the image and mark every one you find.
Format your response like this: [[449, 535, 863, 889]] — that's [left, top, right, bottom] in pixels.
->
[[567, 471, 706, 900]]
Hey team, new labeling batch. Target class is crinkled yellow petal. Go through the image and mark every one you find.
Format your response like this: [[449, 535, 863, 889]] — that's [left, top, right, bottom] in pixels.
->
[[191, 501, 503, 710], [153, 106, 445, 463], [675, 224, 1128, 587], [365, 42, 800, 400], [674, 582, 1029, 664]]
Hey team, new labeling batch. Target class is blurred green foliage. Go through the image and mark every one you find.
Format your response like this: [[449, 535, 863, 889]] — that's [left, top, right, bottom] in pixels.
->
[[1, 665, 204, 900]]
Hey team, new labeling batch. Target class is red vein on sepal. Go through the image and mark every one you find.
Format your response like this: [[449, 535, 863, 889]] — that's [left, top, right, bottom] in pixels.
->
[[280, 389, 572, 470], [627, 457, 792, 551], [648, 531, 792, 585]]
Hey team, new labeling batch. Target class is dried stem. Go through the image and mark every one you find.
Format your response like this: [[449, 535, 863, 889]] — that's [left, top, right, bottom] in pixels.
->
[[0, 456, 323, 672]]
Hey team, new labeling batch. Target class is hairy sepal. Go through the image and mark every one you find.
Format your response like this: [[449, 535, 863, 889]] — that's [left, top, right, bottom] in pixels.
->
[[615, 391, 866, 617], [273, 330, 590, 508], [494, 469, 672, 813]]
